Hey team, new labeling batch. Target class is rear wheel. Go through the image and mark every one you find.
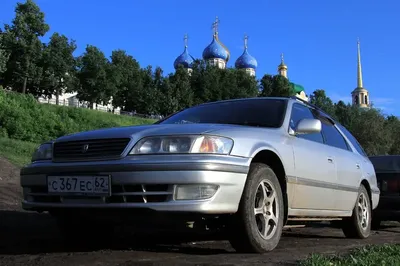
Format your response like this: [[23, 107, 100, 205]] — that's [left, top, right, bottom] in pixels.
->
[[228, 163, 284, 253], [341, 185, 371, 238]]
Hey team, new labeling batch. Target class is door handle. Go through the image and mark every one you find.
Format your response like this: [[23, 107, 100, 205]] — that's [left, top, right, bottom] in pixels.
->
[[327, 157, 334, 163]]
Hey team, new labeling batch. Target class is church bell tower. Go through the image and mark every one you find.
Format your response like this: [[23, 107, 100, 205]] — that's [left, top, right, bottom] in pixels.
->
[[351, 39, 370, 108]]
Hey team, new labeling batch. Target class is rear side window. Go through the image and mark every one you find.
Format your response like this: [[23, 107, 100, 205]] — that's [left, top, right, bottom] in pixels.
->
[[337, 124, 367, 156], [319, 117, 349, 151]]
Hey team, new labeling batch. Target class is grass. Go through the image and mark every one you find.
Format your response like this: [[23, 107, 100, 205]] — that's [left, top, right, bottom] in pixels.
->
[[0, 89, 156, 143], [300, 244, 400, 266], [0, 137, 39, 167]]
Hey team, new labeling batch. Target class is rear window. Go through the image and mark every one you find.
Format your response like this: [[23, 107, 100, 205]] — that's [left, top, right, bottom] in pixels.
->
[[159, 98, 288, 128], [337, 123, 367, 156]]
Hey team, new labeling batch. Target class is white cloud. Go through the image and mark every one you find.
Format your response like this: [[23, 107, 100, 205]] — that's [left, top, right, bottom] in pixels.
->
[[329, 93, 352, 104], [371, 97, 395, 105]]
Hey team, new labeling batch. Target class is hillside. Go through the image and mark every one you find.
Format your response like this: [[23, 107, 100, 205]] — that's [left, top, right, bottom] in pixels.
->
[[0, 89, 155, 144], [0, 138, 38, 167]]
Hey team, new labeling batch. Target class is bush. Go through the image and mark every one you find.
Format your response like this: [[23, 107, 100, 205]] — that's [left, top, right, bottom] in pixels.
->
[[0, 90, 155, 143]]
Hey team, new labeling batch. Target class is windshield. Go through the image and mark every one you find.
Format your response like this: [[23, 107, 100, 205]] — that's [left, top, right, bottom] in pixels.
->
[[158, 98, 287, 128]]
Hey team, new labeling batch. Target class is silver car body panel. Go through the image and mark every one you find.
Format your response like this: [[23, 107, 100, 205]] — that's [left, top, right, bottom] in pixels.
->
[[20, 97, 380, 217]]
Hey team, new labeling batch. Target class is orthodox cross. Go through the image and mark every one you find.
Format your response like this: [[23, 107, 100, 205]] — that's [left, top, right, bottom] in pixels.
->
[[212, 16, 220, 35], [184, 34, 188, 48], [244, 34, 248, 49]]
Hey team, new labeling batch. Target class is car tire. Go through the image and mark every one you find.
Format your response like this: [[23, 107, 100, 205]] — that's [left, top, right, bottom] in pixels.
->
[[228, 163, 284, 253], [341, 184, 371, 239]]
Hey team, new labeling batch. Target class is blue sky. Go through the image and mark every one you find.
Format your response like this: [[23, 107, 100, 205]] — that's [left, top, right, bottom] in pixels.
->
[[1, 0, 400, 115]]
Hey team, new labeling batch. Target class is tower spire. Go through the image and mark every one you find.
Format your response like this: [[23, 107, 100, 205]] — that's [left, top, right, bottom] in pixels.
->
[[351, 38, 370, 108], [281, 53, 285, 64], [357, 38, 363, 88]]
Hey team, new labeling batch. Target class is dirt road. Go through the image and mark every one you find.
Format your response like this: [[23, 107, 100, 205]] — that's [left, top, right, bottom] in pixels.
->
[[0, 159, 399, 266]]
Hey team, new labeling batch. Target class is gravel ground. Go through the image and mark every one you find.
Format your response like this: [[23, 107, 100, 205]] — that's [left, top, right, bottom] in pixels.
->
[[0, 158, 399, 266]]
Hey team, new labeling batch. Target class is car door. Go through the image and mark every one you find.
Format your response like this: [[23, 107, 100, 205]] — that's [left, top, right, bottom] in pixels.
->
[[332, 123, 365, 211], [315, 115, 363, 211], [289, 103, 337, 210]]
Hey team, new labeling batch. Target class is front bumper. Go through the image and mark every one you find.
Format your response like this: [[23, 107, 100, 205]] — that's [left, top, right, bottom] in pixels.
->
[[20, 155, 250, 214]]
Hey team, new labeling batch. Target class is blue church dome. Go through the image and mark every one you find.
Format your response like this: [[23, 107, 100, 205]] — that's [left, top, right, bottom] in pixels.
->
[[202, 35, 229, 62], [174, 46, 195, 69], [235, 48, 258, 69]]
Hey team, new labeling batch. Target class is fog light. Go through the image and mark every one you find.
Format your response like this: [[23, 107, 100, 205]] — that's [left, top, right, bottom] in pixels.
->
[[175, 184, 219, 200]]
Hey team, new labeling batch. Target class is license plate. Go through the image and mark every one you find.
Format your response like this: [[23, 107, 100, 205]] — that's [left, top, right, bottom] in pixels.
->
[[47, 176, 110, 196]]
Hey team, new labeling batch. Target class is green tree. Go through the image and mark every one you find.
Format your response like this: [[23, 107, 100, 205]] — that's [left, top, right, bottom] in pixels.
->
[[0, 31, 9, 75], [76, 45, 110, 107], [2, 0, 49, 94], [169, 66, 194, 111], [334, 100, 355, 127], [259, 74, 273, 96], [108, 49, 142, 111], [347, 107, 393, 156], [158, 74, 177, 115], [41, 32, 77, 104], [385, 115, 400, 155], [259, 74, 292, 97], [218, 68, 237, 100], [138, 66, 162, 114], [234, 69, 259, 98], [309, 89, 336, 118], [189, 60, 207, 105], [197, 64, 223, 103]]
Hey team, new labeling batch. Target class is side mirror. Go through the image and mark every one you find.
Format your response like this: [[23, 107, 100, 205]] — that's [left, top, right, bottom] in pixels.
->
[[294, 118, 322, 135]]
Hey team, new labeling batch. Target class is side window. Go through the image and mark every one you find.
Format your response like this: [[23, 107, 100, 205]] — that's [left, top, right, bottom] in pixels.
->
[[290, 104, 324, 144], [337, 124, 368, 156], [319, 117, 349, 151]]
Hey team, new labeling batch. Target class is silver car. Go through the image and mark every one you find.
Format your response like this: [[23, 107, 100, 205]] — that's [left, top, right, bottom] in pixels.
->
[[20, 96, 380, 253]]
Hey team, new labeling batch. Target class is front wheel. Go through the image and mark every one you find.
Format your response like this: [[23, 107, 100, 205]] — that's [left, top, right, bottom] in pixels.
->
[[341, 184, 371, 239], [228, 163, 284, 253]]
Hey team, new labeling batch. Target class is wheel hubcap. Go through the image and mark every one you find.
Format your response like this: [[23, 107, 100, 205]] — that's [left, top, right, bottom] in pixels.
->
[[357, 192, 369, 230], [254, 179, 279, 240]]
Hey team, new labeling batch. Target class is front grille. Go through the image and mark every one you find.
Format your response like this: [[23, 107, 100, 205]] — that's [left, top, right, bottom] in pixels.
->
[[108, 184, 172, 203], [53, 138, 131, 161], [25, 184, 172, 204]]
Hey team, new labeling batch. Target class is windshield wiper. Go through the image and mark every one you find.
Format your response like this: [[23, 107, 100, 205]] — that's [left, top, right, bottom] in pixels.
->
[[175, 120, 195, 124]]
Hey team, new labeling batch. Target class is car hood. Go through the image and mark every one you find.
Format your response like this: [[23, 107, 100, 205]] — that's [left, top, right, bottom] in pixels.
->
[[55, 123, 242, 143]]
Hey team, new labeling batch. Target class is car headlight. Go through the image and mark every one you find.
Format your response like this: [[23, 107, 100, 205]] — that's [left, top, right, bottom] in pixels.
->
[[129, 135, 233, 155], [31, 143, 53, 162]]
